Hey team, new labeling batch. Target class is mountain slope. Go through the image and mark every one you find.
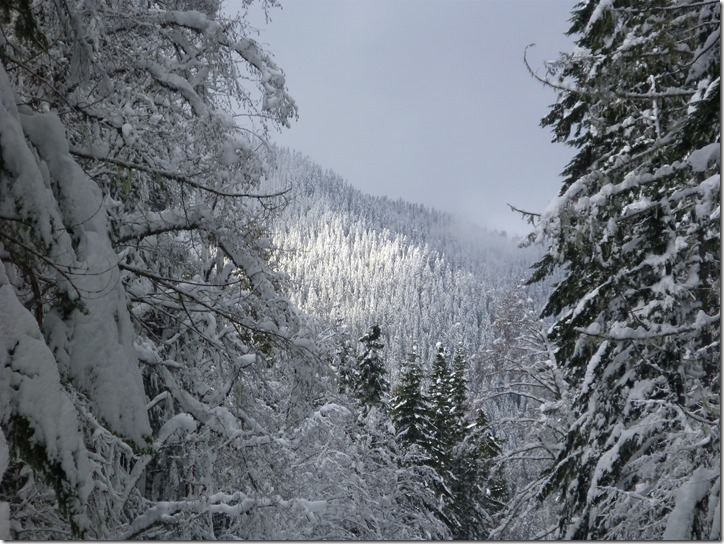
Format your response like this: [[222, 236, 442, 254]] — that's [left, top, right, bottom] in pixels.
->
[[260, 148, 548, 370]]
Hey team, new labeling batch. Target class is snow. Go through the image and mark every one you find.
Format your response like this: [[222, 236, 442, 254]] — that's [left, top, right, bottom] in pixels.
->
[[687, 28, 720, 83], [236, 353, 257, 368], [0, 258, 93, 527], [583, 0, 613, 34], [151, 8, 296, 127], [155, 413, 197, 447], [581, 341, 608, 396], [297, 498, 329, 514], [17, 106, 152, 446], [118, 205, 211, 242], [663, 467, 720, 539], [688, 142, 720, 173]]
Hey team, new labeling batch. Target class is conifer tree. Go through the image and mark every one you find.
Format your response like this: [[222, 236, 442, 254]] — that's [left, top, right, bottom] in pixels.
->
[[523, 0, 720, 539], [428, 342, 454, 470], [390, 346, 434, 451], [448, 343, 469, 442], [445, 346, 506, 539], [331, 316, 356, 394], [447, 409, 506, 540], [353, 325, 389, 411]]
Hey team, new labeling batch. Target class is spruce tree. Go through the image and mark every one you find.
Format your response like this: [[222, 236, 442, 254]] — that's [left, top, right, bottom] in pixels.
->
[[428, 342, 454, 470], [448, 343, 469, 443], [445, 345, 506, 539], [390, 345, 435, 452], [448, 409, 506, 540], [353, 325, 389, 411], [524, 0, 720, 539]]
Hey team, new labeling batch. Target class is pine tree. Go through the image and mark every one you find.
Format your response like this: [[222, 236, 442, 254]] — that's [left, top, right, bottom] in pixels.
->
[[353, 325, 389, 411], [336, 336, 355, 394], [523, 0, 720, 539], [470, 410, 506, 510]]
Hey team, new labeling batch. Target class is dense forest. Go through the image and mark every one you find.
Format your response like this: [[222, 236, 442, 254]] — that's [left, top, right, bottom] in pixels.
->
[[0, 0, 720, 540], [258, 147, 551, 368]]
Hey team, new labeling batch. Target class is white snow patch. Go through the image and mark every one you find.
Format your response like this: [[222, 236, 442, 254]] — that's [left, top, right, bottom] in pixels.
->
[[18, 106, 152, 446], [0, 259, 93, 525], [663, 467, 719, 540], [688, 143, 720, 173]]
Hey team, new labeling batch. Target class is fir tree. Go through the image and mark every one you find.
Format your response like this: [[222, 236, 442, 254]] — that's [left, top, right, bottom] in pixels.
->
[[390, 345, 435, 452], [445, 346, 506, 539], [353, 325, 389, 411], [428, 342, 454, 470], [523, 0, 720, 539], [448, 343, 469, 443], [448, 410, 506, 540]]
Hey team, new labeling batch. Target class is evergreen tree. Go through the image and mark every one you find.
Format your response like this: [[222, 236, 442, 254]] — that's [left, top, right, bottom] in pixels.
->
[[448, 343, 469, 443], [428, 342, 454, 470], [444, 344, 507, 539], [353, 325, 389, 411], [390, 345, 435, 452], [523, 0, 720, 539], [336, 336, 355, 394], [470, 410, 506, 510], [448, 410, 506, 540]]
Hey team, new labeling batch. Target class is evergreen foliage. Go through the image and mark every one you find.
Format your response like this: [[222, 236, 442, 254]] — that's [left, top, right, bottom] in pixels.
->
[[428, 342, 454, 471], [448, 343, 469, 442], [523, 0, 721, 539], [260, 148, 548, 368], [353, 325, 389, 411], [447, 410, 506, 540], [390, 346, 435, 452]]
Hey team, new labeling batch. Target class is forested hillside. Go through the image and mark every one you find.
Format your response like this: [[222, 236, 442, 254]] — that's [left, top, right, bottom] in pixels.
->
[[0, 0, 719, 541], [258, 148, 549, 368]]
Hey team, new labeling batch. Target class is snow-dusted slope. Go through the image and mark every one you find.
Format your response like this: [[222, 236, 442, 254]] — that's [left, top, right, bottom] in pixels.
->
[[260, 148, 548, 369]]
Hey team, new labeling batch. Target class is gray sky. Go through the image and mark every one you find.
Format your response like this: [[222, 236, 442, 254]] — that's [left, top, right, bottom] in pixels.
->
[[229, 0, 577, 235]]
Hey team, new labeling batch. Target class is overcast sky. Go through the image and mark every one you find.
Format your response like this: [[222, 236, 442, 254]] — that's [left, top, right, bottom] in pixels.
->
[[228, 0, 577, 235]]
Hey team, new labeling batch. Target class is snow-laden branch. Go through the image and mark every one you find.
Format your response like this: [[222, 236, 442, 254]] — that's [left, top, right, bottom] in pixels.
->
[[150, 9, 297, 126], [575, 311, 719, 341], [117, 205, 211, 243], [121, 492, 327, 539], [158, 365, 274, 450], [524, 44, 696, 100], [70, 148, 291, 200]]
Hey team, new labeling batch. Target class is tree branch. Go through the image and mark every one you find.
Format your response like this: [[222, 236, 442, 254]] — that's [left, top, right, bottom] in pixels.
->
[[71, 148, 291, 200]]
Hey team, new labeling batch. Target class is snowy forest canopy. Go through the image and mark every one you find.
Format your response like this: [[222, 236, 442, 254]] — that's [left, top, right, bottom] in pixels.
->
[[0, 0, 720, 540]]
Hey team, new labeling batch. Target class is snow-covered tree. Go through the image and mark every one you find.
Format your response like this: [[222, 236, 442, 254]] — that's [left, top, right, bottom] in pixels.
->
[[353, 325, 389, 411], [0, 0, 380, 539], [521, 0, 720, 539], [446, 409, 506, 540], [473, 289, 568, 539], [428, 342, 454, 472], [448, 343, 469, 442], [439, 344, 504, 539], [390, 345, 435, 451], [258, 148, 540, 369]]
